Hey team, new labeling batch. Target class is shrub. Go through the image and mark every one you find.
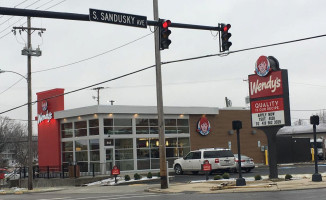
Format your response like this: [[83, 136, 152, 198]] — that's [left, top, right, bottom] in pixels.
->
[[214, 175, 222, 180], [134, 173, 142, 180], [147, 172, 152, 179], [124, 174, 130, 181], [254, 174, 262, 181], [285, 174, 292, 180], [222, 172, 230, 179]]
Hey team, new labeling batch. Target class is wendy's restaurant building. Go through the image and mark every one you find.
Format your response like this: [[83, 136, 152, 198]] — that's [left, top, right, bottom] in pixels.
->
[[37, 88, 267, 175]]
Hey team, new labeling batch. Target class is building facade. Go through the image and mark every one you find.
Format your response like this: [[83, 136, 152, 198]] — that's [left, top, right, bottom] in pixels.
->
[[37, 89, 267, 175]]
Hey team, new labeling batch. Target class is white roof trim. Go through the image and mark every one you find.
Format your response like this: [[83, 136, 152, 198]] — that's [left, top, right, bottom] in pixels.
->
[[54, 105, 219, 119]]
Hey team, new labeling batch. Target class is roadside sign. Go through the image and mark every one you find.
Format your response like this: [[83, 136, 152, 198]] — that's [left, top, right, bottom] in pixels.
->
[[202, 160, 212, 171], [248, 57, 290, 128], [89, 8, 147, 28], [251, 98, 285, 127], [111, 165, 120, 175]]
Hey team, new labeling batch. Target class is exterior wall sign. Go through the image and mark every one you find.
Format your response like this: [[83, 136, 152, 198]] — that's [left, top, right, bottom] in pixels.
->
[[38, 100, 53, 124], [36, 88, 64, 168], [197, 116, 211, 136], [248, 56, 291, 128]]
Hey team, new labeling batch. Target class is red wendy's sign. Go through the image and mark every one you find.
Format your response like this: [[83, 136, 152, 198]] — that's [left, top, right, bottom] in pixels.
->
[[249, 71, 283, 99], [111, 165, 120, 175], [202, 160, 212, 171], [248, 56, 290, 128]]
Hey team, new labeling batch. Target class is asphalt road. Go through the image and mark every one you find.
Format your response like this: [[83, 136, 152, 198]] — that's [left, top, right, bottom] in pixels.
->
[[0, 187, 325, 200]]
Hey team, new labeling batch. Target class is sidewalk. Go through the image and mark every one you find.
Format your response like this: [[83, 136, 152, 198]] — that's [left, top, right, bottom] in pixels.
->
[[147, 173, 326, 194], [1, 172, 326, 195]]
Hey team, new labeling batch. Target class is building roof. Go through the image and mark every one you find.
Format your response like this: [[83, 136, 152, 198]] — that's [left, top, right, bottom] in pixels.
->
[[278, 123, 326, 135], [54, 105, 220, 119]]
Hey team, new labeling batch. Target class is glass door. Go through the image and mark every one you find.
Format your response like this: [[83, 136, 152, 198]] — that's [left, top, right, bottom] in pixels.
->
[[105, 147, 114, 174]]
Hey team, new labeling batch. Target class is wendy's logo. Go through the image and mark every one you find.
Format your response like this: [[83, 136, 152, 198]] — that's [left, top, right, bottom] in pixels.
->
[[255, 55, 271, 77], [41, 100, 48, 111], [197, 116, 211, 136]]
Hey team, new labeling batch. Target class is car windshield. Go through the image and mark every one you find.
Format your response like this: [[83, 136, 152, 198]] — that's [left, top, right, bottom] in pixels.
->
[[204, 150, 233, 158]]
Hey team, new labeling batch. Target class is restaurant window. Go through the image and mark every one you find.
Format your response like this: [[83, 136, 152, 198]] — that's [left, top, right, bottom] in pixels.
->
[[115, 139, 133, 171], [104, 118, 132, 135], [61, 123, 73, 138], [89, 119, 99, 136], [75, 121, 87, 137], [136, 118, 149, 134]]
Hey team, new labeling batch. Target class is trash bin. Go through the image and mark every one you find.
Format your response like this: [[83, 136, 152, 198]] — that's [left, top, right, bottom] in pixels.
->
[[68, 165, 80, 178]]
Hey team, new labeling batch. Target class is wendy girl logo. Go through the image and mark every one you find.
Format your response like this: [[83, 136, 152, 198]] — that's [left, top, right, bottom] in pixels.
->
[[255, 56, 271, 77], [196, 116, 211, 136]]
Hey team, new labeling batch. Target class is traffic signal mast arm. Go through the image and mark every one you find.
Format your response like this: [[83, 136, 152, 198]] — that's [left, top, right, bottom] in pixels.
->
[[0, 7, 222, 32]]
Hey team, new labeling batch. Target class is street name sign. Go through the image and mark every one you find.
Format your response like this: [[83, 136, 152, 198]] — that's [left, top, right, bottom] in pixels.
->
[[89, 8, 147, 28]]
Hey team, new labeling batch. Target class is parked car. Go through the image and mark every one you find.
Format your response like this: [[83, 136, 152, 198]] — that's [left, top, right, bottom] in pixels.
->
[[234, 154, 255, 172], [5, 170, 21, 180], [173, 148, 236, 175]]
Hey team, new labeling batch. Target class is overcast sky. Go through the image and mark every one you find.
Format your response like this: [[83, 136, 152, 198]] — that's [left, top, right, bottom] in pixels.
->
[[1, 0, 326, 129]]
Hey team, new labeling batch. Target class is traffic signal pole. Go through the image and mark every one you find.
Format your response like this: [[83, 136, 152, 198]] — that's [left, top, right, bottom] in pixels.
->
[[153, 0, 168, 189]]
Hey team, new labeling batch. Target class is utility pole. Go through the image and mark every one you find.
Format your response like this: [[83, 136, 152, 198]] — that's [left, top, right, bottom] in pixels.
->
[[92, 86, 108, 105], [153, 0, 168, 189], [13, 17, 46, 191]]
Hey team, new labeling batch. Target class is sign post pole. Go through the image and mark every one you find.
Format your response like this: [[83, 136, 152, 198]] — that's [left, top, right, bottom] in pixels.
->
[[202, 160, 212, 181], [232, 120, 246, 186], [258, 127, 281, 179], [311, 115, 322, 182]]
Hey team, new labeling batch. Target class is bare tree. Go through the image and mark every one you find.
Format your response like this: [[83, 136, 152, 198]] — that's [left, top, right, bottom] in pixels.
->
[[0, 116, 36, 167]]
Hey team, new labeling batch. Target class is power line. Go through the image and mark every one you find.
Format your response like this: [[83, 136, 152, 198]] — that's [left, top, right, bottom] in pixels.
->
[[0, 64, 156, 115], [0, 0, 30, 20], [33, 32, 153, 73], [0, 0, 65, 39], [1, 33, 326, 115], [0, 32, 154, 95], [162, 34, 326, 65]]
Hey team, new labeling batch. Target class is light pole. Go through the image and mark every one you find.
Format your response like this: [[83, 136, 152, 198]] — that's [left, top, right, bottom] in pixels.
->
[[0, 69, 27, 80]]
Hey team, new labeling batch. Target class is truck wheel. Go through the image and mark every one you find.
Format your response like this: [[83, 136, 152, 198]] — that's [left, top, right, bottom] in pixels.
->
[[174, 164, 183, 175]]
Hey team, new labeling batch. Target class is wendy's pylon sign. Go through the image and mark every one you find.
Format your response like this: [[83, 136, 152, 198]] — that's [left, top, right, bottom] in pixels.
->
[[248, 56, 291, 128]]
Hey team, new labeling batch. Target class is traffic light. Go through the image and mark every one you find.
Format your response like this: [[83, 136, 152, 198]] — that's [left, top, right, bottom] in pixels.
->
[[219, 23, 232, 52], [159, 19, 172, 50]]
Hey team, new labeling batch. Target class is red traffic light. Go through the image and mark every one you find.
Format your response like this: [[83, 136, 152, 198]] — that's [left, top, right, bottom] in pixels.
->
[[162, 20, 171, 29], [223, 24, 231, 32]]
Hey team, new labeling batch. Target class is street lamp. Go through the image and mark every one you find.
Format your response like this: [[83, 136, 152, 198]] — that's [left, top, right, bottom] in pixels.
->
[[0, 69, 27, 79], [0, 68, 33, 189]]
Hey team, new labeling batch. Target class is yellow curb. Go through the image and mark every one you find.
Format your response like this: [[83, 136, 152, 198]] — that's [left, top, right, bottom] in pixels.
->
[[0, 191, 7, 195], [14, 191, 24, 194]]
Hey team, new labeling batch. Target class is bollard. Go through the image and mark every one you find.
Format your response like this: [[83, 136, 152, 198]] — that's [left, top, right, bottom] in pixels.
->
[[62, 164, 65, 179], [47, 166, 50, 179], [92, 163, 95, 177]]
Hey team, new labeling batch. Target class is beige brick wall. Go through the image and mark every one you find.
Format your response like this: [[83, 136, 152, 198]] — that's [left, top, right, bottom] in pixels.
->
[[189, 109, 268, 164]]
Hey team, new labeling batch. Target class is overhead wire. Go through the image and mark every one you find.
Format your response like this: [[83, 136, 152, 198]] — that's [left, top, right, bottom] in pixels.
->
[[33, 32, 154, 73], [1, 32, 326, 115], [0, 0, 66, 39]]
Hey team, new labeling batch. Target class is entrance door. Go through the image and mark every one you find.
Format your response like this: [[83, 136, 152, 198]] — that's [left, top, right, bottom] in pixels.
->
[[105, 147, 114, 174]]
